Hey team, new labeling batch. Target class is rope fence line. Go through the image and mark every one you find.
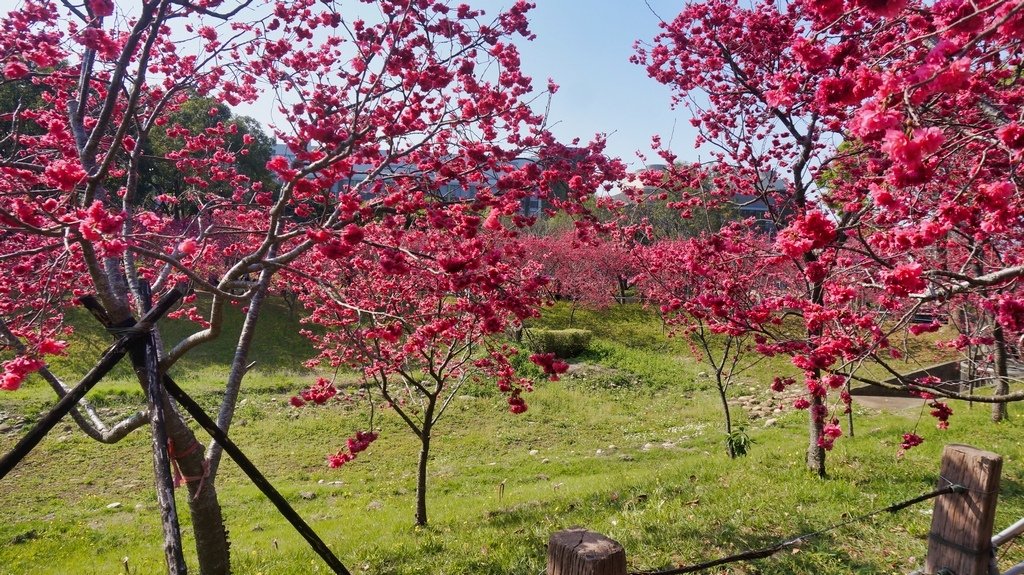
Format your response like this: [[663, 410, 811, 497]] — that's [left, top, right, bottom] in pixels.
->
[[627, 484, 966, 575]]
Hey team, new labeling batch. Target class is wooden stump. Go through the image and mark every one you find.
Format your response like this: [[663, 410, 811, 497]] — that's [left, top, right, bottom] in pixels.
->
[[925, 444, 1002, 575], [547, 529, 626, 575]]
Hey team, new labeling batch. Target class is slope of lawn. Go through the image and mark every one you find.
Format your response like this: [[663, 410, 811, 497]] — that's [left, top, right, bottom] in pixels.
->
[[0, 301, 1022, 575]]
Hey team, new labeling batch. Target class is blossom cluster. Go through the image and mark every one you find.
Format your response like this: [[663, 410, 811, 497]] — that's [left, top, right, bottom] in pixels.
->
[[289, 378, 338, 407], [326, 431, 379, 469], [0, 356, 44, 391], [528, 352, 569, 381]]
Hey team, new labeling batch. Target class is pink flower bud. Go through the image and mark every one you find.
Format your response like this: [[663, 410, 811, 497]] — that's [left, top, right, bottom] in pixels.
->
[[177, 238, 198, 256]]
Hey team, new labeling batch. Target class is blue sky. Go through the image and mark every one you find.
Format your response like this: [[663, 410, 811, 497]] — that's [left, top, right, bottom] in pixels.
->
[[483, 0, 700, 169], [218, 0, 700, 170], [254, 0, 702, 170]]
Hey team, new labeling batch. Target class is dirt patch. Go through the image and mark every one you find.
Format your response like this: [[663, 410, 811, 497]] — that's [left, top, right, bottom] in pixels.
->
[[563, 363, 642, 390], [852, 395, 925, 411]]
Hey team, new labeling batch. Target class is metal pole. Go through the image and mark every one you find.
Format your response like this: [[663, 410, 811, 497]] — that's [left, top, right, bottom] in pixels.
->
[[993, 517, 1024, 548]]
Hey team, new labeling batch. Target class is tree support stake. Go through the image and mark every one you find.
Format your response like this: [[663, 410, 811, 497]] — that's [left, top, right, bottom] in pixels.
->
[[0, 287, 185, 481], [161, 375, 351, 575], [144, 334, 188, 574]]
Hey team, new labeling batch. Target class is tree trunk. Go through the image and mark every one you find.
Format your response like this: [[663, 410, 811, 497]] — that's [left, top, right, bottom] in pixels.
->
[[807, 393, 826, 478], [157, 382, 232, 574], [208, 262, 275, 478], [179, 430, 230, 574], [845, 380, 854, 438], [716, 380, 734, 458], [806, 255, 827, 477], [415, 429, 431, 527], [121, 292, 231, 575], [187, 484, 231, 575], [992, 324, 1009, 423]]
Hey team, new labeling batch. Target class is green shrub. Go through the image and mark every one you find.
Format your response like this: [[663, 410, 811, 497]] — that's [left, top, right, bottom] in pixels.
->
[[526, 328, 592, 358]]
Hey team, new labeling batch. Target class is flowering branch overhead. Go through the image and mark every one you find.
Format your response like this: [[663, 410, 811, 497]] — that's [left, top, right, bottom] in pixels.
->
[[636, 0, 1024, 471]]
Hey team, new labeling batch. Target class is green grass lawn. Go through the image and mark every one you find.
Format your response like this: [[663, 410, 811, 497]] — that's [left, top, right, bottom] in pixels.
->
[[0, 302, 1022, 575]]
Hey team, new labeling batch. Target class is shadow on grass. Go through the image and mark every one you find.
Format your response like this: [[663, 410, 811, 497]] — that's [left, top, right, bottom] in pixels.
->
[[634, 520, 887, 575], [351, 480, 901, 575], [50, 298, 316, 378]]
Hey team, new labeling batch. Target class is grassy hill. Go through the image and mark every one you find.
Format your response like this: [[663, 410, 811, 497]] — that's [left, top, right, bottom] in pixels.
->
[[0, 301, 1021, 574]]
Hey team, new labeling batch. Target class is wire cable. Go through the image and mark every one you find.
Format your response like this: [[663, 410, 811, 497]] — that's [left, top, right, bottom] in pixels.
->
[[629, 484, 966, 575]]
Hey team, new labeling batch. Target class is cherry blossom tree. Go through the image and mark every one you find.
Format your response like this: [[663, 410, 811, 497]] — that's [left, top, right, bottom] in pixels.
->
[[635, 225, 780, 458], [137, 94, 276, 217], [523, 231, 633, 324], [637, 0, 1024, 476], [0, 0, 619, 571], [293, 221, 549, 526], [619, 163, 740, 241]]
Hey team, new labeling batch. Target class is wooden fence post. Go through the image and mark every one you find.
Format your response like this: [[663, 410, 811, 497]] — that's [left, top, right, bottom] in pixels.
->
[[547, 529, 626, 575], [925, 444, 1002, 575]]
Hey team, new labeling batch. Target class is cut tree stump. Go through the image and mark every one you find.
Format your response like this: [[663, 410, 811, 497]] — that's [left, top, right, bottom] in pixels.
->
[[547, 528, 626, 575]]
